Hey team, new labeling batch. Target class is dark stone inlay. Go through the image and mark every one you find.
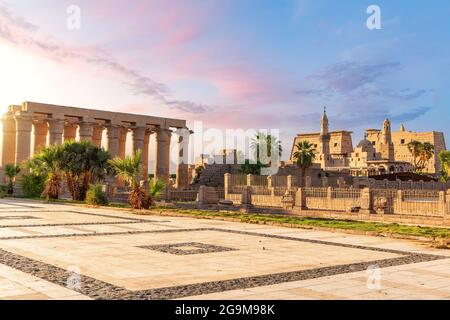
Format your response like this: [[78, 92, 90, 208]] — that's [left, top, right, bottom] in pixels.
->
[[0, 210, 171, 229], [139, 242, 237, 255], [0, 225, 447, 299], [0, 225, 437, 256], [0, 216, 40, 220], [0, 202, 39, 208], [0, 228, 209, 240], [1, 220, 143, 229]]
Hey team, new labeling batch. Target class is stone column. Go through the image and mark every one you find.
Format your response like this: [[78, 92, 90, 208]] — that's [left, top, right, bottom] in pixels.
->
[[64, 123, 78, 141], [132, 126, 147, 181], [33, 121, 48, 154], [154, 126, 172, 182], [132, 126, 146, 154], [142, 130, 151, 180], [2, 115, 16, 167], [79, 121, 94, 142], [106, 125, 120, 158], [116, 127, 128, 187], [118, 127, 128, 159], [14, 115, 33, 165], [92, 126, 104, 147], [47, 119, 65, 145], [175, 128, 191, 189]]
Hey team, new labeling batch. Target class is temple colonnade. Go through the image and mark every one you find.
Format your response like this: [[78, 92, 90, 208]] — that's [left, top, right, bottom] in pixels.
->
[[1, 102, 191, 187]]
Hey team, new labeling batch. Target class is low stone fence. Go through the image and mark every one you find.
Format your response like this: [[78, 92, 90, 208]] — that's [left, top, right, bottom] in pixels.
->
[[355, 177, 450, 191], [304, 187, 361, 211], [224, 178, 450, 217], [296, 187, 449, 217], [166, 188, 199, 202]]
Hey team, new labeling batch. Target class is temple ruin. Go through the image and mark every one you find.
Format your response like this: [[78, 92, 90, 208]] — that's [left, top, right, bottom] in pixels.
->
[[0, 101, 191, 188]]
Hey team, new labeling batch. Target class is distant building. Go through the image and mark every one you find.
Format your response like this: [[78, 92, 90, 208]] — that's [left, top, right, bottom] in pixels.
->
[[290, 109, 446, 176], [366, 123, 446, 174]]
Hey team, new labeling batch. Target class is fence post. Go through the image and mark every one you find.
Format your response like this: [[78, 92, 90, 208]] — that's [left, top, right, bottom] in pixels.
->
[[165, 187, 171, 201], [305, 176, 312, 187], [397, 190, 403, 214], [439, 190, 446, 215], [282, 189, 294, 210], [446, 189, 450, 215], [294, 187, 307, 211], [287, 175, 292, 190], [224, 173, 231, 199], [360, 187, 373, 214], [326, 186, 332, 209], [267, 175, 273, 189], [247, 174, 252, 186], [240, 186, 253, 212], [198, 185, 206, 206]]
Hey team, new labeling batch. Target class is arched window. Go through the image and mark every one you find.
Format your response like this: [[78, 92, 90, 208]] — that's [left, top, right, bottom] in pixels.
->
[[389, 165, 395, 173]]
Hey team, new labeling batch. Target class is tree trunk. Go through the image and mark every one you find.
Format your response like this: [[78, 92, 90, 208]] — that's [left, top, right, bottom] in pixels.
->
[[301, 168, 306, 187]]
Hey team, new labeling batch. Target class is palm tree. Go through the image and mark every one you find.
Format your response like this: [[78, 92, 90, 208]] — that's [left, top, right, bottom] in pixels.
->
[[439, 151, 450, 182], [32, 144, 64, 199], [292, 140, 316, 186], [148, 178, 166, 206], [407, 140, 435, 173], [407, 140, 423, 171], [108, 150, 150, 209], [250, 132, 282, 166], [418, 142, 434, 172], [60, 140, 111, 201], [4, 164, 21, 194], [239, 159, 264, 175]]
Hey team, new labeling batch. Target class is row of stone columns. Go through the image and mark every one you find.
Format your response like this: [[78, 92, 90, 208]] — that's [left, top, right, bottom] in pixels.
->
[[2, 114, 179, 183]]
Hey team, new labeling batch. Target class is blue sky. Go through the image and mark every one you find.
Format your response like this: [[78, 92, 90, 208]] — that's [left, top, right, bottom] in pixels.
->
[[0, 0, 449, 160]]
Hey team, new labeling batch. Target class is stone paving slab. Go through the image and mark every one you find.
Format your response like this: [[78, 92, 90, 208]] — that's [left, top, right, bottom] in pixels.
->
[[0, 198, 448, 300]]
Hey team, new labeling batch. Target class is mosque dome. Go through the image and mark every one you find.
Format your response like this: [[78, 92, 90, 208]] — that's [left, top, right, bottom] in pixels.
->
[[356, 138, 374, 152]]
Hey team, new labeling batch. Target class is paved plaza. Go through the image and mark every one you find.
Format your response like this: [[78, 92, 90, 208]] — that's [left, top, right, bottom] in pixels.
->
[[0, 199, 450, 300]]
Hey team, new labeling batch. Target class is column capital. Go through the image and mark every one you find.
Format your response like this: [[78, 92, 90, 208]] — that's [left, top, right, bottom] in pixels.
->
[[106, 124, 121, 138], [155, 126, 172, 141], [47, 118, 65, 135], [14, 115, 33, 132], [47, 117, 65, 126], [132, 126, 147, 140], [78, 120, 94, 142]]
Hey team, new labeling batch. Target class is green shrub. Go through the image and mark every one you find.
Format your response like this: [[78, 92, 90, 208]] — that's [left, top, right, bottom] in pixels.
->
[[20, 173, 46, 198], [86, 184, 108, 206], [0, 184, 8, 193], [0, 184, 7, 198]]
